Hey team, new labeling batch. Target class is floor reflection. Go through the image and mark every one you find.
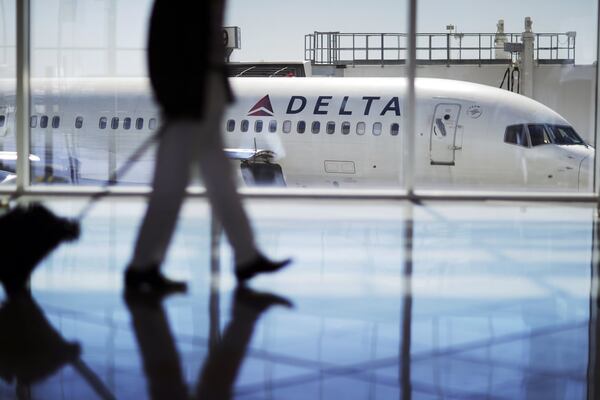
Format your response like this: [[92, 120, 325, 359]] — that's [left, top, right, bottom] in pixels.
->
[[0, 292, 114, 400], [0, 198, 597, 399], [125, 286, 292, 400]]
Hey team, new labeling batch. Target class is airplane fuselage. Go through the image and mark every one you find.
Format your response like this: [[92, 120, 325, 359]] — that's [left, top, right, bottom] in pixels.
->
[[0, 77, 593, 191]]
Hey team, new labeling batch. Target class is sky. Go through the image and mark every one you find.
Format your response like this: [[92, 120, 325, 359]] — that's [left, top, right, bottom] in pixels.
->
[[225, 0, 598, 64], [0, 0, 597, 79]]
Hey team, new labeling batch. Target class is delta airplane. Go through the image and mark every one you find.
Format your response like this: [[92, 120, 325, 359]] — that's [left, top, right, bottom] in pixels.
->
[[0, 77, 593, 190]]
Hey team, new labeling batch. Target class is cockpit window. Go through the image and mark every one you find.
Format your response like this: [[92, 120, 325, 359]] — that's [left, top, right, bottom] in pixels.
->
[[528, 124, 585, 146], [546, 125, 585, 145], [527, 124, 550, 146], [504, 125, 529, 147]]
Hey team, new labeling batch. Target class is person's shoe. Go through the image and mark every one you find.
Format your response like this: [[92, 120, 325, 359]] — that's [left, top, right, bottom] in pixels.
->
[[234, 254, 292, 283], [234, 286, 293, 315], [124, 267, 187, 294]]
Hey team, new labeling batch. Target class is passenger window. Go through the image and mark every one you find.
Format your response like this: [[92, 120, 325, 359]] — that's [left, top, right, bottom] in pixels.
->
[[255, 120, 263, 133], [111, 117, 119, 130], [326, 121, 335, 134], [356, 122, 365, 135], [40, 115, 49, 129], [241, 119, 249, 132], [123, 117, 131, 130], [30, 115, 37, 128], [297, 121, 306, 134], [391, 123, 400, 136], [99, 117, 107, 130], [341, 121, 350, 135], [0, 115, 4, 128], [136, 118, 144, 130], [504, 125, 528, 147], [269, 120, 277, 133], [52, 116, 60, 129], [311, 121, 320, 134], [75, 116, 83, 129], [372, 122, 382, 136], [149, 118, 158, 130], [283, 120, 292, 133], [227, 119, 235, 132]]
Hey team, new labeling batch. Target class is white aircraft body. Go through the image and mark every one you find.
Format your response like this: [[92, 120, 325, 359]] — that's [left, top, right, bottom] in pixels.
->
[[0, 77, 594, 190]]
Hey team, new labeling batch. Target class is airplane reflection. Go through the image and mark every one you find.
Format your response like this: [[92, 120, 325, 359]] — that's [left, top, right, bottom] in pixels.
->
[[125, 286, 293, 400]]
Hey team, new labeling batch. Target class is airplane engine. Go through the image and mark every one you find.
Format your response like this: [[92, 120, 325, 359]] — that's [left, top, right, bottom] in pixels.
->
[[240, 161, 286, 187]]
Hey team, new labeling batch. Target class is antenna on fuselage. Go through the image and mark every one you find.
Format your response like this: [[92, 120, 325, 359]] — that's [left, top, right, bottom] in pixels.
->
[[253, 138, 257, 162]]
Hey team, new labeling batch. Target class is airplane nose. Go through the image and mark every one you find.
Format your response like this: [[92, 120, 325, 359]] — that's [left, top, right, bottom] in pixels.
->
[[578, 155, 593, 192]]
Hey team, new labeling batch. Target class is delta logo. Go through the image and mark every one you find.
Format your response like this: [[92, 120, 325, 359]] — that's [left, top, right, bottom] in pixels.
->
[[247, 95, 402, 117], [247, 95, 275, 116]]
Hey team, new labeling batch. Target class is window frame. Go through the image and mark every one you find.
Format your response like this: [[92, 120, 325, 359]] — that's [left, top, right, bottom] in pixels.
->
[[341, 121, 351, 135], [255, 120, 263, 133], [269, 119, 277, 133], [326, 121, 335, 135], [226, 119, 236, 132], [241, 119, 249, 132], [283, 120, 292, 133], [297, 120, 306, 134], [356, 122, 366, 135], [311, 121, 321, 134], [372, 122, 382, 136], [504, 124, 531, 148]]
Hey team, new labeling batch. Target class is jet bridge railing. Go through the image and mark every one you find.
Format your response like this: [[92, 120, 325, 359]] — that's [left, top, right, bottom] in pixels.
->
[[304, 31, 576, 65]]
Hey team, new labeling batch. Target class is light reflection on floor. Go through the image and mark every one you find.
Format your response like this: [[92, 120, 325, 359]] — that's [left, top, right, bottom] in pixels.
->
[[0, 197, 598, 399]]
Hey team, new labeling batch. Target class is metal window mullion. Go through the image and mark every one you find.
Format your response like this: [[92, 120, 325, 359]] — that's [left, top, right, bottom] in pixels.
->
[[16, 0, 31, 192], [595, 0, 600, 200], [404, 0, 417, 196]]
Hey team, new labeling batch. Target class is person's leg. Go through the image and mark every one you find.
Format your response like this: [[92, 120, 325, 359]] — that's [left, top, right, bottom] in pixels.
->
[[124, 291, 188, 400], [195, 126, 258, 265], [126, 122, 193, 292], [195, 287, 292, 399], [195, 115, 291, 282], [195, 74, 291, 282]]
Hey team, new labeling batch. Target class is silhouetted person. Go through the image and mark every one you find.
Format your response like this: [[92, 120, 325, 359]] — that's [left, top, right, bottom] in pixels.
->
[[125, 286, 292, 400], [123, 291, 188, 400], [124, 0, 290, 293], [196, 287, 292, 399], [0, 292, 81, 395]]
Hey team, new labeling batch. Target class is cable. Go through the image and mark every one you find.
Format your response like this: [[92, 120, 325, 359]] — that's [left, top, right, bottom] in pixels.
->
[[499, 67, 510, 89]]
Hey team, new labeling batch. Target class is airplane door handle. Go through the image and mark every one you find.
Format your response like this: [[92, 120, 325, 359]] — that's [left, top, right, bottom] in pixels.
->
[[435, 118, 447, 137], [450, 145, 462, 150]]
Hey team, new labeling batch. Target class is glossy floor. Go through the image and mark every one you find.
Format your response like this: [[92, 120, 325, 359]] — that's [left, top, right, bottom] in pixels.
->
[[0, 197, 599, 399]]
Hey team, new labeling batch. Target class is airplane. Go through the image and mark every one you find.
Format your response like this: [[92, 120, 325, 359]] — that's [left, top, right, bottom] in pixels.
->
[[0, 76, 594, 191]]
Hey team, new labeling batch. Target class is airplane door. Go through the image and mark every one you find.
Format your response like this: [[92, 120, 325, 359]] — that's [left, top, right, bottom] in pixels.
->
[[430, 104, 461, 166]]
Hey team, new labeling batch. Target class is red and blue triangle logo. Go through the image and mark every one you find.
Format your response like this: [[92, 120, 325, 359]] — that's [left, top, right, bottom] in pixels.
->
[[248, 95, 274, 117]]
